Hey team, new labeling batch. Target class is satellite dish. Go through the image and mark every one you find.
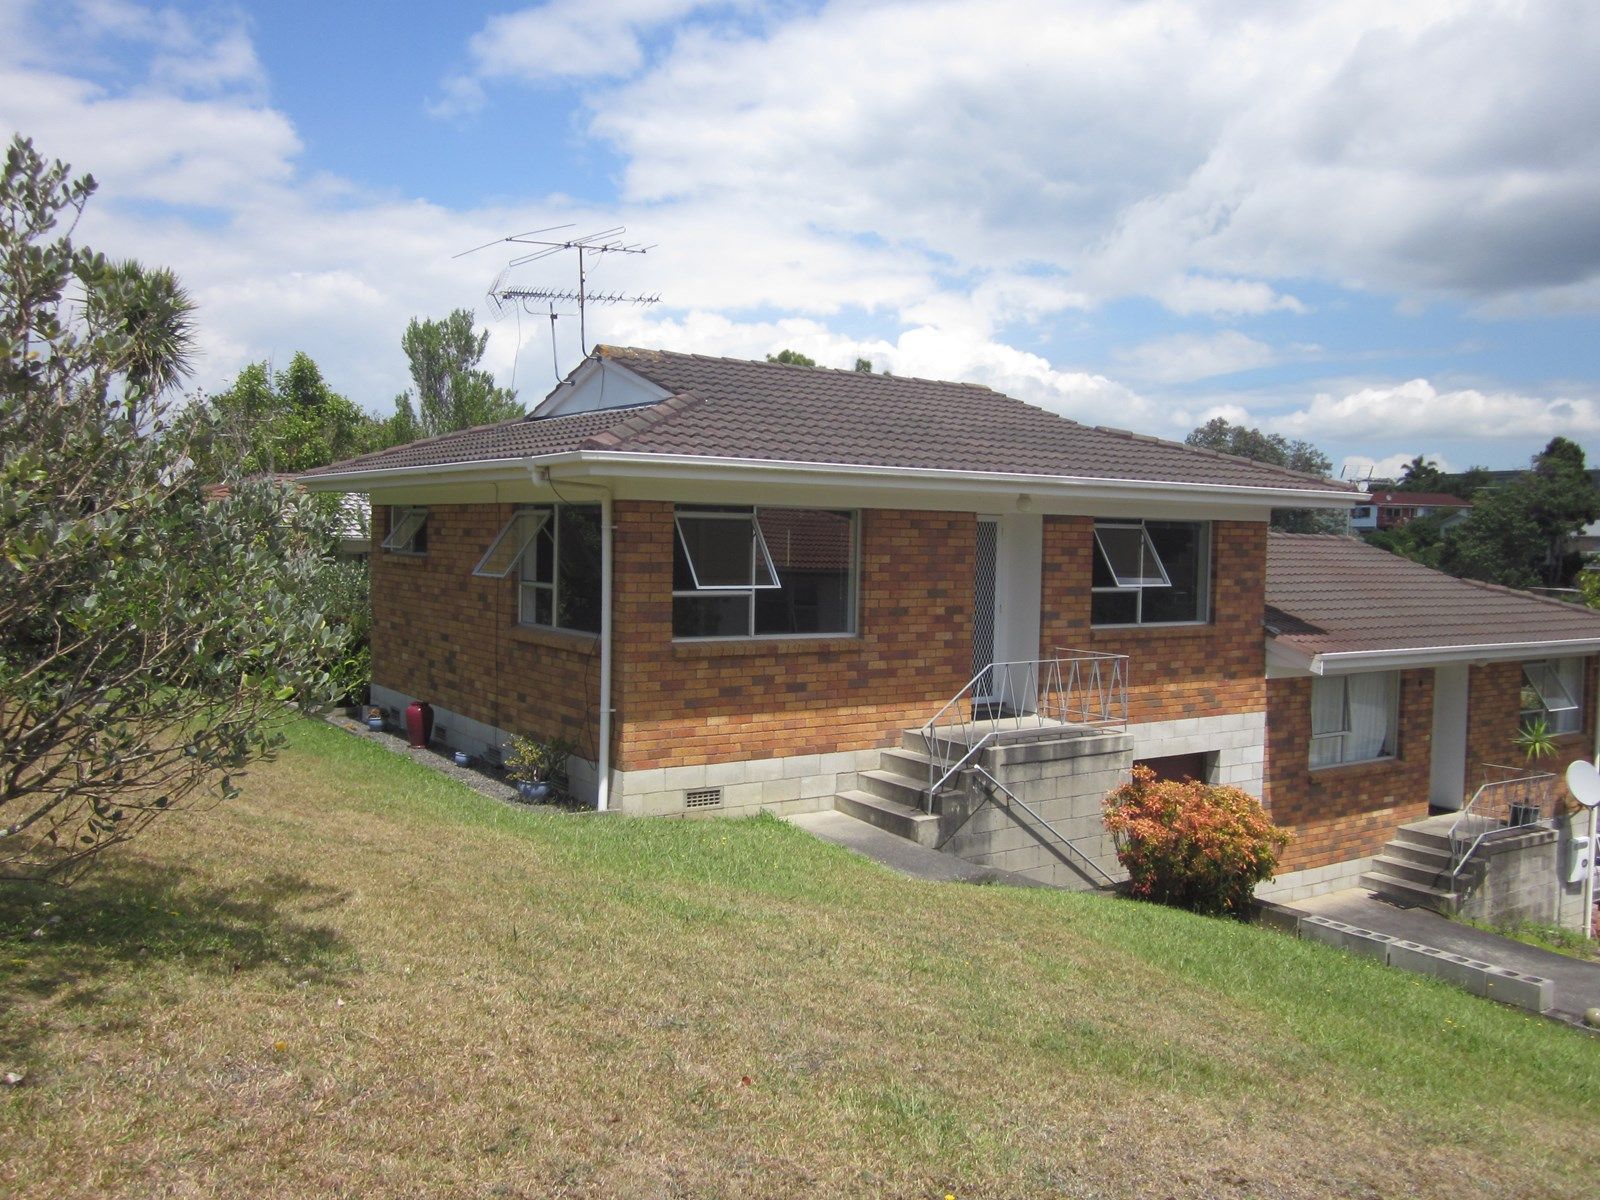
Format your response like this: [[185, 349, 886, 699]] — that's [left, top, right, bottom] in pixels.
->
[[1566, 760, 1600, 809]]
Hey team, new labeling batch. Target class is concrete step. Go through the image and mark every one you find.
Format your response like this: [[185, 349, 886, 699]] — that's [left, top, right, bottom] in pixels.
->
[[1369, 853, 1454, 889], [859, 768, 928, 809], [1391, 826, 1454, 854], [1382, 840, 1454, 871], [1359, 869, 1461, 915], [877, 746, 933, 781], [834, 790, 942, 848]]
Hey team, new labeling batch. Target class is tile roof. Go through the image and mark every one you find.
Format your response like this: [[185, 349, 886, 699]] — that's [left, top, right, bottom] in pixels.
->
[[1367, 491, 1471, 507], [303, 347, 1357, 494], [1265, 532, 1600, 658]]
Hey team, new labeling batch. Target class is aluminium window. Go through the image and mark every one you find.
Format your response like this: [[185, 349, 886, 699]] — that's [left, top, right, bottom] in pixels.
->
[[381, 506, 428, 554], [1310, 672, 1398, 767], [1090, 520, 1209, 626], [673, 506, 856, 638], [475, 505, 600, 634], [1521, 658, 1584, 735]]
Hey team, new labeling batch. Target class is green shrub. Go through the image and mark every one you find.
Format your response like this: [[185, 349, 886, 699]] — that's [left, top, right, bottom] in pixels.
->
[[1103, 766, 1290, 917]]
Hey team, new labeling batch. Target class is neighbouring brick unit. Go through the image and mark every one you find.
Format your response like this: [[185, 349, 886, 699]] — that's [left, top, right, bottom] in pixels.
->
[[611, 502, 973, 772], [1263, 670, 1435, 872], [1465, 659, 1599, 812], [370, 504, 602, 759], [1039, 517, 1268, 723]]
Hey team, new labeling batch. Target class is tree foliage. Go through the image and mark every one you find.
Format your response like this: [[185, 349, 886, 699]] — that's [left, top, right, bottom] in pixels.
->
[[188, 352, 386, 477], [1, 134, 346, 881], [1184, 418, 1345, 533], [766, 349, 817, 367], [396, 308, 520, 436], [1434, 437, 1600, 589]]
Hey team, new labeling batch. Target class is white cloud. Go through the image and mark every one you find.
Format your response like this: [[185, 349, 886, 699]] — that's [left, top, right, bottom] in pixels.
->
[[1339, 451, 1454, 484], [1274, 379, 1600, 441], [1113, 330, 1280, 384]]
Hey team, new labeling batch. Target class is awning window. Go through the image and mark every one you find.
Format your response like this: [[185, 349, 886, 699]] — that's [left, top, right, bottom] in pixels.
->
[[473, 510, 550, 578], [381, 506, 428, 552], [1093, 523, 1171, 588], [674, 511, 780, 591]]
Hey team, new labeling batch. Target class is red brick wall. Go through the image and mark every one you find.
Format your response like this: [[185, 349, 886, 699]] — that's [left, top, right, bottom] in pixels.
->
[[1263, 670, 1434, 872], [611, 502, 972, 771], [1465, 658, 1598, 813], [370, 504, 601, 758], [1039, 517, 1267, 723]]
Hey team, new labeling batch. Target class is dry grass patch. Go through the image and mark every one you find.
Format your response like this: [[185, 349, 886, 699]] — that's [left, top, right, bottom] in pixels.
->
[[2, 718, 1596, 1198]]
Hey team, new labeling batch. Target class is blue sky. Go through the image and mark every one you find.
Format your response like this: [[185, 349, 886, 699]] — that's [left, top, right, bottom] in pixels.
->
[[4, 0, 1599, 477]]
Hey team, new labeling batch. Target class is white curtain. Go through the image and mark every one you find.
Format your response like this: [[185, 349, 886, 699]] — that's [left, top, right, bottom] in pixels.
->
[[1345, 673, 1395, 762]]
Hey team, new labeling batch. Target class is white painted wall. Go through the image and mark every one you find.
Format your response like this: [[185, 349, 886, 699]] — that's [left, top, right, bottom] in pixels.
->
[[1429, 662, 1468, 810]]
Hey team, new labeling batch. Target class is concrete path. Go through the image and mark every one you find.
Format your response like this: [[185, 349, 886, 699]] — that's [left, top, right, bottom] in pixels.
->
[[786, 811, 1053, 888], [1288, 887, 1600, 1024]]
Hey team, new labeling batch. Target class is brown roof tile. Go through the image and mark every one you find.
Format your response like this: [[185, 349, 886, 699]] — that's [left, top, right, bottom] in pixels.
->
[[1265, 532, 1600, 658], [304, 347, 1357, 494]]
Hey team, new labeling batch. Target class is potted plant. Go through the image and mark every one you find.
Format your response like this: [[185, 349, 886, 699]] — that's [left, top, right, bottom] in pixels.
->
[[504, 735, 553, 801], [504, 735, 573, 803], [1511, 718, 1557, 825], [366, 706, 385, 733]]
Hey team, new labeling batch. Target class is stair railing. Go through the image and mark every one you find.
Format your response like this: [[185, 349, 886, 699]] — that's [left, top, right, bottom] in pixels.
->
[[1448, 763, 1556, 878], [921, 650, 1128, 805], [972, 767, 1120, 887]]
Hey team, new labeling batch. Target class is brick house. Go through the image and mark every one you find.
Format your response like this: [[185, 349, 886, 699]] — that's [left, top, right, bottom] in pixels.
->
[[1347, 490, 1470, 532], [301, 347, 1600, 901], [1261, 532, 1600, 902]]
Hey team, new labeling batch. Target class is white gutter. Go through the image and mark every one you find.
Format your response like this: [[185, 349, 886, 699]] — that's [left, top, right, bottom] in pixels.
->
[[303, 449, 1358, 510], [1270, 636, 1600, 675]]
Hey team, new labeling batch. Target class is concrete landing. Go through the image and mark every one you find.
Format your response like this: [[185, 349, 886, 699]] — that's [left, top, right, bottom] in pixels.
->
[[786, 810, 1053, 888], [1288, 887, 1600, 1024]]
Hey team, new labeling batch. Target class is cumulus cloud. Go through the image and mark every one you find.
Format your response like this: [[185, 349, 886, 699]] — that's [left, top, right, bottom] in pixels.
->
[[1273, 379, 1600, 441], [1113, 330, 1282, 384], [1339, 451, 1455, 484]]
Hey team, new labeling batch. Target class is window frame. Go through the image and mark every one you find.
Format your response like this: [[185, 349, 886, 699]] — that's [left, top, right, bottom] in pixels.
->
[[465, 504, 598, 635], [1309, 672, 1400, 768], [1521, 658, 1584, 736], [472, 509, 550, 579], [671, 505, 859, 640], [381, 506, 428, 555], [1090, 519, 1211, 627]]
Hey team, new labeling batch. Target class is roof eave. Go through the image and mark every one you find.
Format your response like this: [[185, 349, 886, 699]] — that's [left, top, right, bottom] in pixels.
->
[[301, 448, 1358, 508], [1268, 634, 1600, 675]]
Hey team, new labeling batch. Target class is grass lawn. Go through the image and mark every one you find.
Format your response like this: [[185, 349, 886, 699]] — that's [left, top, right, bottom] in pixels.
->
[[3, 719, 1596, 1199]]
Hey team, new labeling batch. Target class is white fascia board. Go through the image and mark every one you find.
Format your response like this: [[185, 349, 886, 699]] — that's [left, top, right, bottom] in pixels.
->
[[1274, 637, 1600, 675], [540, 451, 1359, 511], [303, 448, 1357, 512]]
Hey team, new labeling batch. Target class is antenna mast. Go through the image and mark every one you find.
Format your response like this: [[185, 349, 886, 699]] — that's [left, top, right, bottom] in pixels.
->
[[461, 226, 659, 370]]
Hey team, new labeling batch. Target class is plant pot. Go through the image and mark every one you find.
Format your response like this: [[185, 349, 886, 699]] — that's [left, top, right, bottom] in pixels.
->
[[405, 701, 435, 749], [366, 715, 385, 732], [516, 780, 551, 802], [452, 750, 472, 768], [1509, 802, 1541, 827]]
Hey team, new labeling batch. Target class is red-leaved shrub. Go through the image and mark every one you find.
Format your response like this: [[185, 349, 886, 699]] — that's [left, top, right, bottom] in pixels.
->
[[1103, 766, 1290, 917]]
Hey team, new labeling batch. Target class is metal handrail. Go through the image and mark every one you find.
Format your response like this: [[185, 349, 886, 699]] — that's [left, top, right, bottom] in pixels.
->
[[1448, 763, 1556, 878], [972, 767, 1119, 887], [920, 650, 1129, 802]]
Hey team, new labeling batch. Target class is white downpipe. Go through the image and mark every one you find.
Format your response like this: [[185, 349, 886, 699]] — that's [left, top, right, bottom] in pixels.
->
[[597, 488, 613, 812], [530, 466, 614, 812]]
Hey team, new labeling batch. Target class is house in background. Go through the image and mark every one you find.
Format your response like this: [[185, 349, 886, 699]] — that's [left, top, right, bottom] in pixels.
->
[[302, 347, 1599, 918], [1261, 532, 1600, 922], [1347, 490, 1471, 533]]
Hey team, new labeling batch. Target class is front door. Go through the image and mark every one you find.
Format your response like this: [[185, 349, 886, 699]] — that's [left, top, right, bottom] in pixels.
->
[[973, 517, 1000, 700]]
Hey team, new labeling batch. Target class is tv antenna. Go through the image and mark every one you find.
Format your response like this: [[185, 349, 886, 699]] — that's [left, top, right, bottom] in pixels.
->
[[458, 225, 659, 371]]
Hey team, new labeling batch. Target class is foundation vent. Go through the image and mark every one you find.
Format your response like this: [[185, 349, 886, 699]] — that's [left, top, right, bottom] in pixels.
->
[[685, 787, 724, 810]]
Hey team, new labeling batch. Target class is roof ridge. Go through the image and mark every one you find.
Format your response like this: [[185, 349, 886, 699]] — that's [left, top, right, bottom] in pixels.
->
[[579, 389, 706, 451], [1094, 426, 1356, 493], [596, 343, 1001, 394]]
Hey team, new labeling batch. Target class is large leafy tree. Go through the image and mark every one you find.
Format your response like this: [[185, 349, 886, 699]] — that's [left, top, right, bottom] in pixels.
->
[[1, 134, 344, 881], [395, 308, 520, 436], [1184, 418, 1346, 533], [190, 352, 385, 477], [1438, 437, 1600, 589]]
